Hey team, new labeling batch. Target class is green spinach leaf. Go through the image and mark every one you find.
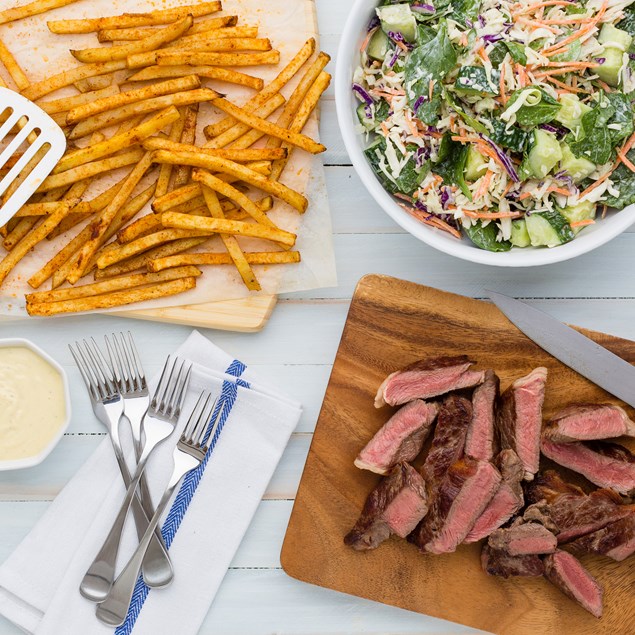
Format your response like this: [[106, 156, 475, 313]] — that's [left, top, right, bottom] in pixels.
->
[[433, 133, 471, 200], [445, 91, 488, 134], [504, 87, 561, 127], [463, 221, 512, 251], [618, 4, 635, 51], [450, 0, 482, 28], [603, 148, 635, 209], [489, 41, 527, 67], [567, 94, 616, 165], [604, 92, 634, 146], [488, 119, 529, 154]]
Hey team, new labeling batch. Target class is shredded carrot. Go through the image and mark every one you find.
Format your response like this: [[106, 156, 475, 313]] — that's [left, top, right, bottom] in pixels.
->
[[572, 75, 578, 89], [360, 27, 377, 52], [405, 113, 419, 138], [477, 47, 490, 63], [534, 66, 597, 78], [451, 135, 479, 143], [397, 203, 462, 239], [477, 142, 509, 172], [546, 186, 572, 196], [543, 76, 585, 93], [499, 64, 507, 105], [518, 191, 533, 201], [516, 16, 561, 34], [514, 1, 575, 15], [475, 170, 494, 200], [595, 80, 613, 93], [621, 130, 635, 155], [516, 63, 529, 88], [500, 181, 514, 199], [540, 16, 593, 25], [428, 79, 434, 101], [579, 168, 615, 199], [380, 121, 389, 137], [542, 61, 601, 68], [463, 209, 522, 219], [394, 192, 414, 203], [396, 40, 409, 52], [570, 219, 596, 228], [618, 148, 635, 173]]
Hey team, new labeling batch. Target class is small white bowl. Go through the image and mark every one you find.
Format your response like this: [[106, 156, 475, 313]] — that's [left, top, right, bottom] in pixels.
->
[[335, 0, 635, 267], [0, 338, 71, 471]]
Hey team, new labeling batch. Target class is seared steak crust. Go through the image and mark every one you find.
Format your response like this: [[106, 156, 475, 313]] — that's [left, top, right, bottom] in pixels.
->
[[570, 514, 635, 562], [481, 544, 545, 578], [488, 522, 557, 556]]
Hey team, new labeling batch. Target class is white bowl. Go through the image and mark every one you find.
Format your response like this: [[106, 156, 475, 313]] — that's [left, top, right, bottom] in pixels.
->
[[335, 0, 635, 267], [0, 338, 71, 471]]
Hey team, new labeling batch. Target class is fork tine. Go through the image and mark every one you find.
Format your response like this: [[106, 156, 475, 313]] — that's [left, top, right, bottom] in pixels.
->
[[152, 355, 174, 411], [86, 338, 117, 398], [105, 334, 124, 391], [182, 391, 209, 443], [76, 341, 105, 401], [163, 358, 186, 417], [201, 399, 224, 449], [69, 342, 98, 402], [190, 394, 215, 445], [170, 363, 192, 420], [113, 333, 132, 392], [125, 332, 146, 391]]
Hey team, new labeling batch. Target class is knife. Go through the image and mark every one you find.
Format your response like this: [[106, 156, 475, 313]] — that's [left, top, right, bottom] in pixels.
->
[[487, 290, 635, 409]]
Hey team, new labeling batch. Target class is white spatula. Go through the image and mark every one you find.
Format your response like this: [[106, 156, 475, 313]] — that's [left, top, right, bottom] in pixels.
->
[[0, 86, 67, 226]]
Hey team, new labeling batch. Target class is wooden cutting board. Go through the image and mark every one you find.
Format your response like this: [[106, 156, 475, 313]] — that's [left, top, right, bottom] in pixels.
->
[[281, 274, 635, 635]]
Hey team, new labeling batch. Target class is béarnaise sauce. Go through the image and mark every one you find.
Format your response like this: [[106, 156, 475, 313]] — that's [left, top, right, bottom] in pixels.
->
[[0, 346, 66, 462]]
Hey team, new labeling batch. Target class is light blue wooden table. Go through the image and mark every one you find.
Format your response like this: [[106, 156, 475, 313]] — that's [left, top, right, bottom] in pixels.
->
[[2, 1, 635, 633]]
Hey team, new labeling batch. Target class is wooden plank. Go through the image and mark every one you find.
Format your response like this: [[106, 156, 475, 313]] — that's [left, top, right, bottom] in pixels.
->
[[282, 275, 635, 635]]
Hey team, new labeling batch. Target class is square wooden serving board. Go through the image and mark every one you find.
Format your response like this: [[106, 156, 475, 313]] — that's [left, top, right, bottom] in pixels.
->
[[281, 274, 635, 635]]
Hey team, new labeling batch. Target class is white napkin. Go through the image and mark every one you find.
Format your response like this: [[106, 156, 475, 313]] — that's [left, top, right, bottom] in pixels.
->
[[0, 331, 302, 635]]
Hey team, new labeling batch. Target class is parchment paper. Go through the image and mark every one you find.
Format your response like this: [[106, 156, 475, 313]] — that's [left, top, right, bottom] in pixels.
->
[[0, 0, 337, 316]]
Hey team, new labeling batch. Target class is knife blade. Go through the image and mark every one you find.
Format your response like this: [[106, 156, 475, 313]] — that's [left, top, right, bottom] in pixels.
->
[[487, 290, 635, 409]]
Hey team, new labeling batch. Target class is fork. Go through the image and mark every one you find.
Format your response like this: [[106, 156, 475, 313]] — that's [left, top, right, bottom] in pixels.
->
[[69, 340, 172, 601], [80, 356, 191, 602], [104, 333, 173, 588], [96, 391, 222, 627]]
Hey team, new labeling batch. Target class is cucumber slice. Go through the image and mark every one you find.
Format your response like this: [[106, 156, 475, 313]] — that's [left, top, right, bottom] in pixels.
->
[[598, 23, 633, 51], [454, 66, 500, 96], [554, 93, 591, 132], [560, 200, 596, 234], [510, 219, 531, 247], [464, 145, 488, 181], [527, 129, 562, 179], [559, 143, 596, 182], [595, 47, 625, 87], [357, 103, 374, 131], [367, 28, 391, 62], [526, 210, 574, 247], [376, 4, 417, 43]]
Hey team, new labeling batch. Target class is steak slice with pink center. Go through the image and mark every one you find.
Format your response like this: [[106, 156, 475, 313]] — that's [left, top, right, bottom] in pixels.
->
[[543, 550, 604, 618], [411, 457, 501, 554], [465, 370, 500, 461], [481, 544, 545, 578], [344, 462, 428, 551], [374, 356, 485, 408], [354, 400, 439, 474], [545, 403, 635, 443], [570, 513, 635, 562], [540, 438, 635, 496], [488, 521, 557, 556], [497, 367, 548, 481], [465, 449, 524, 543]]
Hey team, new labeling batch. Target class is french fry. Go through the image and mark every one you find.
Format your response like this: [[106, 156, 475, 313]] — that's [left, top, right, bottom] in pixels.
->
[[15, 201, 73, 217], [177, 26, 259, 42], [0, 203, 73, 286], [162, 212, 297, 247], [155, 113, 186, 198], [156, 50, 280, 67], [271, 71, 331, 181], [97, 16, 238, 42], [95, 237, 209, 279], [71, 16, 192, 64], [28, 266, 201, 303], [211, 97, 325, 154], [118, 214, 164, 244], [68, 88, 218, 139], [67, 76, 199, 123], [201, 184, 260, 290], [127, 65, 263, 90], [37, 148, 145, 192], [22, 60, 127, 101], [39, 85, 120, 115], [153, 149, 308, 212], [96, 228, 210, 269], [143, 138, 287, 161], [74, 74, 113, 92], [173, 103, 198, 188], [0, 39, 30, 90], [0, 0, 80, 25], [55, 107, 179, 174], [149, 250, 300, 272], [204, 93, 285, 148], [26, 277, 197, 316], [66, 152, 155, 284], [204, 38, 315, 138], [48, 2, 221, 33]]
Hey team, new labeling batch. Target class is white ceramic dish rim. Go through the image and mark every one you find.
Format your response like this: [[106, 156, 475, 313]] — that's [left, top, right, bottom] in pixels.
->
[[335, 0, 635, 267], [0, 338, 71, 471]]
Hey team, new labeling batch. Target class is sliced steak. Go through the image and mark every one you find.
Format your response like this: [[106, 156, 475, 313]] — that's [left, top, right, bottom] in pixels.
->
[[465, 449, 525, 543], [344, 463, 428, 550], [481, 544, 545, 578], [421, 394, 472, 486], [545, 403, 635, 443], [411, 457, 501, 554], [465, 370, 500, 461], [540, 438, 635, 496], [355, 400, 439, 474], [570, 513, 635, 562], [498, 367, 548, 481], [488, 522, 557, 556], [374, 356, 485, 408], [525, 471, 632, 543], [543, 550, 603, 618]]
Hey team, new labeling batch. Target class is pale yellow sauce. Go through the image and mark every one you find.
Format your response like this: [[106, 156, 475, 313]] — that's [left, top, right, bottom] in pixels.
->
[[0, 347, 66, 462]]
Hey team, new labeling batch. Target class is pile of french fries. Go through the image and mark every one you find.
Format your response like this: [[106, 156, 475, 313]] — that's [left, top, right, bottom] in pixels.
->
[[0, 0, 331, 316]]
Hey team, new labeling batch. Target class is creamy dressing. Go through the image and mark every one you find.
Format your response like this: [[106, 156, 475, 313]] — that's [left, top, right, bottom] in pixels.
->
[[0, 347, 66, 461]]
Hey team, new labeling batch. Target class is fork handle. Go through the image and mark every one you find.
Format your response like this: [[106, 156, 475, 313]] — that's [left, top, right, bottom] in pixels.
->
[[96, 466, 187, 627]]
